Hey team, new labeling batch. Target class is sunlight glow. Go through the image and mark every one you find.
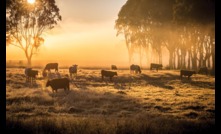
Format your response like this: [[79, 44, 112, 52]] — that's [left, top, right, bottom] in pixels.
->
[[27, 0, 35, 4]]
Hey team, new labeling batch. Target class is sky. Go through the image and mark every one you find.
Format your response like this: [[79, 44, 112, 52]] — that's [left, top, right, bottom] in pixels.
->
[[6, 0, 129, 67]]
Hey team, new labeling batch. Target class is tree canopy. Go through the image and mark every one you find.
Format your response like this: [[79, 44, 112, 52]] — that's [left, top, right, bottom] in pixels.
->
[[6, 0, 62, 66]]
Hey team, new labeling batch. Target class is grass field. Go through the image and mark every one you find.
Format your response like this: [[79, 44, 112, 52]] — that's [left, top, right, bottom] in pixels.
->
[[6, 68, 215, 133]]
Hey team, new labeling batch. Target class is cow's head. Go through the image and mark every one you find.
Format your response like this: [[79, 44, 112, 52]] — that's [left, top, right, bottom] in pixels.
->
[[46, 80, 51, 87], [192, 71, 196, 74], [42, 70, 47, 77], [33, 70, 38, 77], [73, 64, 78, 67], [139, 70, 142, 74], [114, 72, 118, 76]]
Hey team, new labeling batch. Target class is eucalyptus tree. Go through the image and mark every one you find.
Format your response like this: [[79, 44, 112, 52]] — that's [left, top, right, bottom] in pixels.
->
[[173, 0, 215, 70], [115, 0, 175, 66], [6, 0, 62, 66]]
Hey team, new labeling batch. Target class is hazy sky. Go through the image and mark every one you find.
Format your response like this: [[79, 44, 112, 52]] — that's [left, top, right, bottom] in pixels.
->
[[6, 0, 129, 66]]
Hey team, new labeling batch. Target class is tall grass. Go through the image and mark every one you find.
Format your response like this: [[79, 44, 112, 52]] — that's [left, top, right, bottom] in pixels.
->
[[6, 115, 215, 134]]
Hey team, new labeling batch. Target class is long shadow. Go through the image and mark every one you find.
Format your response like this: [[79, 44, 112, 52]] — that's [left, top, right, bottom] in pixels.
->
[[181, 80, 215, 89], [137, 74, 176, 90], [75, 73, 178, 90]]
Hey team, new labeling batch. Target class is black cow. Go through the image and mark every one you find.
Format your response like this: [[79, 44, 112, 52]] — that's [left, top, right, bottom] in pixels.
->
[[24, 68, 38, 84], [46, 78, 70, 93], [198, 67, 208, 75], [150, 63, 163, 72], [180, 70, 196, 80], [44, 63, 58, 72], [130, 64, 141, 74], [101, 70, 117, 81], [111, 65, 118, 70], [69, 64, 78, 79]]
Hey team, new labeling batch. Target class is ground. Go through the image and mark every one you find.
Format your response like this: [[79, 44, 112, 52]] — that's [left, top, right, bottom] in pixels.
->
[[6, 68, 215, 133]]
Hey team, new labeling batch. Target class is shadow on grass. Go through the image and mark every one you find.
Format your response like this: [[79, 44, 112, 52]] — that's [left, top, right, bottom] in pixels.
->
[[181, 80, 214, 89], [121, 73, 178, 90]]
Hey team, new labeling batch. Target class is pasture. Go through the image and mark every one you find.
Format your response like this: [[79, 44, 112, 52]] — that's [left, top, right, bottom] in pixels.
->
[[6, 67, 215, 133]]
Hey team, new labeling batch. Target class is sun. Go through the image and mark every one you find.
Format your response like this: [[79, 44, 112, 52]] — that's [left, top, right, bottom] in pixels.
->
[[27, 0, 35, 4]]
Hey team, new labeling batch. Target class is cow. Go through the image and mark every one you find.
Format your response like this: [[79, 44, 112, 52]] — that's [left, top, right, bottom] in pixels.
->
[[150, 63, 163, 72], [42, 63, 58, 77], [198, 67, 208, 75], [180, 70, 196, 80], [43, 63, 58, 72], [24, 68, 38, 84], [69, 64, 78, 80], [101, 70, 117, 81], [46, 78, 70, 93], [111, 65, 118, 70], [130, 64, 141, 74]]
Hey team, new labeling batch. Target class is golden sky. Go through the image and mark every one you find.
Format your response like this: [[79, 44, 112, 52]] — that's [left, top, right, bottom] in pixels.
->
[[6, 0, 129, 67]]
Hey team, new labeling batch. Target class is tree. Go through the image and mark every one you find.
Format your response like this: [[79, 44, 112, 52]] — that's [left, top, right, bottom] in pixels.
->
[[116, 0, 214, 71], [115, 0, 175, 66], [6, 0, 62, 66], [173, 0, 215, 70]]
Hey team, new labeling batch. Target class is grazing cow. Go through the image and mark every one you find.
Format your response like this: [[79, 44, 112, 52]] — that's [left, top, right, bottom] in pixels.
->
[[44, 63, 58, 72], [150, 63, 163, 72], [130, 64, 141, 74], [46, 78, 70, 93], [198, 67, 208, 75], [111, 65, 118, 70], [25, 68, 38, 84], [101, 70, 117, 81], [69, 64, 78, 79], [180, 70, 196, 80]]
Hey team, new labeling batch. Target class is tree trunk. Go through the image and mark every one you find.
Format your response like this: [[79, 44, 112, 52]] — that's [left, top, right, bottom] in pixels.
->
[[25, 50, 32, 67], [192, 51, 197, 71], [128, 50, 133, 65], [169, 50, 173, 69], [173, 51, 176, 69], [139, 46, 142, 67], [27, 57, 32, 67], [145, 46, 150, 68], [181, 49, 186, 69], [177, 49, 181, 69], [188, 50, 191, 70], [199, 45, 203, 68], [159, 51, 162, 64], [203, 59, 207, 67], [208, 56, 211, 68]]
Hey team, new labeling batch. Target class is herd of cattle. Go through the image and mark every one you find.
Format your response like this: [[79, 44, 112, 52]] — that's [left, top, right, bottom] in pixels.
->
[[24, 63, 209, 92]]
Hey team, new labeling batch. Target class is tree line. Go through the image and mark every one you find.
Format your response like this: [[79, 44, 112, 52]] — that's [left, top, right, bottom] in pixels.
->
[[115, 0, 215, 72]]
